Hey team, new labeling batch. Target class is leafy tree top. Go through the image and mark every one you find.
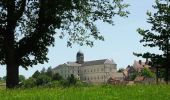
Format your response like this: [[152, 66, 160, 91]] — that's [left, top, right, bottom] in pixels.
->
[[0, 0, 129, 69], [134, 0, 170, 66]]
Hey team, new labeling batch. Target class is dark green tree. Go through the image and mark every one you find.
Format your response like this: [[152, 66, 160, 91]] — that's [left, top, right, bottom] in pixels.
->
[[46, 67, 53, 77], [0, 0, 128, 88], [19, 75, 26, 82], [67, 74, 77, 86], [52, 73, 63, 81], [2, 76, 6, 81], [117, 68, 125, 72], [32, 70, 40, 79], [36, 74, 51, 86], [135, 0, 170, 84]]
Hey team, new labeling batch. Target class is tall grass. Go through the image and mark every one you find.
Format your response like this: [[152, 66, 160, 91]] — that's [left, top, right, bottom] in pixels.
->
[[0, 84, 170, 100]]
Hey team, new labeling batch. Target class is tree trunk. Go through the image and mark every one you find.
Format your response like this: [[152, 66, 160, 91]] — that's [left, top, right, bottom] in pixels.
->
[[4, 25, 18, 88], [165, 67, 169, 84], [156, 67, 158, 84], [6, 64, 19, 88]]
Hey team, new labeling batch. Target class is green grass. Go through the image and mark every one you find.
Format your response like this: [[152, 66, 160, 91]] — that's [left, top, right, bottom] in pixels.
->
[[0, 85, 170, 100]]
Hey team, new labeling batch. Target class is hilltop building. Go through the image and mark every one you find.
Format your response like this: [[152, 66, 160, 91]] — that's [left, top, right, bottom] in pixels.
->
[[53, 51, 122, 84]]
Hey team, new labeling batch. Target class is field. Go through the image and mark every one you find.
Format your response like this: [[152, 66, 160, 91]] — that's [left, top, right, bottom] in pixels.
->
[[0, 85, 170, 100]]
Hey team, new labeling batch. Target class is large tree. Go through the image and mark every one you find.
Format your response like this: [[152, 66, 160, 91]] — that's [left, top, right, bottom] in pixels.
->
[[0, 0, 128, 88], [135, 0, 170, 84]]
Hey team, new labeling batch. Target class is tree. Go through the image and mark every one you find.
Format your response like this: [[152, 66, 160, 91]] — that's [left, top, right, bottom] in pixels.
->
[[140, 68, 155, 78], [0, 0, 128, 88], [52, 73, 63, 81], [46, 67, 53, 77], [22, 77, 36, 88], [118, 68, 125, 72], [2, 76, 6, 81], [67, 74, 77, 86], [40, 67, 46, 74], [32, 70, 40, 79], [19, 75, 26, 82], [36, 74, 51, 86], [134, 0, 170, 84]]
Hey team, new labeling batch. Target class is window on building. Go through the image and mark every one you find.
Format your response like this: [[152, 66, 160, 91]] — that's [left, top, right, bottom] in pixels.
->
[[101, 68, 104, 71], [94, 69, 95, 72]]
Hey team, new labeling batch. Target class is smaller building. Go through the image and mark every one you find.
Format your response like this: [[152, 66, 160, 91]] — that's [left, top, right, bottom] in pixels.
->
[[123, 60, 152, 81]]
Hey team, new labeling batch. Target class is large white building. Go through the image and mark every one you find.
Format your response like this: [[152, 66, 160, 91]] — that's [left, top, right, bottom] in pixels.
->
[[53, 51, 122, 84]]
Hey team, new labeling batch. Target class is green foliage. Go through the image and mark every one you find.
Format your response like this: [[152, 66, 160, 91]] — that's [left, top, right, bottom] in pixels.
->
[[129, 71, 138, 81], [0, 0, 129, 67], [19, 75, 25, 82], [67, 74, 77, 86], [135, 0, 170, 65], [118, 68, 125, 72], [22, 78, 36, 88], [140, 68, 155, 78], [2, 76, 6, 81], [46, 67, 53, 77], [32, 70, 40, 79], [36, 74, 52, 86], [135, 0, 170, 83], [52, 73, 63, 81]]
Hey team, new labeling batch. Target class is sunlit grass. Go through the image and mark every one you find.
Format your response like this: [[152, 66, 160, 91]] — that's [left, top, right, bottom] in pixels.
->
[[0, 84, 170, 100]]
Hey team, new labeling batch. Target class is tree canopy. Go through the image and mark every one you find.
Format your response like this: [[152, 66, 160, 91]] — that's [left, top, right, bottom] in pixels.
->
[[135, 0, 170, 83], [0, 0, 128, 68]]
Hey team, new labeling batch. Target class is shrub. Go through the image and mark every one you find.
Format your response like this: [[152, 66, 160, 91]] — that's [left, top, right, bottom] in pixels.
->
[[67, 74, 77, 86], [32, 70, 41, 79], [52, 73, 63, 81], [19, 75, 26, 82], [140, 68, 155, 78], [36, 74, 52, 86], [22, 77, 36, 88]]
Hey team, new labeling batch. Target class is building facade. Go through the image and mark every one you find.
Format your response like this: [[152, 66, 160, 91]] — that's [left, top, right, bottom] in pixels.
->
[[53, 51, 119, 84]]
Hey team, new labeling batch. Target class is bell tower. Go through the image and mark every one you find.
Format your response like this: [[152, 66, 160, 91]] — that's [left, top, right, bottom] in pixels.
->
[[76, 50, 84, 64]]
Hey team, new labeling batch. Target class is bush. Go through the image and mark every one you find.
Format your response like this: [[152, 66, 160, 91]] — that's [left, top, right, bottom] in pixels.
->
[[36, 74, 52, 86], [140, 68, 155, 78], [22, 78, 36, 88], [32, 70, 41, 79], [19, 75, 26, 82], [67, 74, 77, 86], [52, 73, 63, 81]]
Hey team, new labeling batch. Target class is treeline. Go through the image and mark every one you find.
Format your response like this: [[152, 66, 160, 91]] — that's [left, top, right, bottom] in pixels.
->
[[20, 67, 86, 88]]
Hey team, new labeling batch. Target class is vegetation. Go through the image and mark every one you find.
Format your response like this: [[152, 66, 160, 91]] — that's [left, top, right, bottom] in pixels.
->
[[21, 67, 81, 88], [0, 0, 129, 88], [0, 85, 170, 100], [140, 68, 155, 78], [134, 0, 170, 83]]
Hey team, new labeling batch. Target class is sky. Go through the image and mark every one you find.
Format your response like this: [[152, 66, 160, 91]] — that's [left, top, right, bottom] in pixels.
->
[[0, 0, 160, 78]]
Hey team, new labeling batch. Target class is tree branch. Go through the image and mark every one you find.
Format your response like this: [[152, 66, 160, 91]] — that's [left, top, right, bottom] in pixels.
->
[[16, 0, 51, 62], [15, 0, 26, 21]]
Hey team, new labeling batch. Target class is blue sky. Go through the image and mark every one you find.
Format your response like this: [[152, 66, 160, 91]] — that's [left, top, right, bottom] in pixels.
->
[[0, 0, 159, 78]]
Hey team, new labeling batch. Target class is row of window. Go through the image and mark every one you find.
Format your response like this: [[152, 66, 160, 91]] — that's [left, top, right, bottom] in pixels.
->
[[59, 68, 107, 74], [84, 75, 106, 81]]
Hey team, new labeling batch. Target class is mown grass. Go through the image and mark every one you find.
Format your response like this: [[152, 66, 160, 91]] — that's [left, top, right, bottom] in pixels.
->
[[0, 84, 170, 100]]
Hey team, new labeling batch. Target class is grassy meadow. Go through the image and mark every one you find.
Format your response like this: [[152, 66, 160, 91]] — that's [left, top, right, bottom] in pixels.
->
[[0, 85, 170, 100]]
